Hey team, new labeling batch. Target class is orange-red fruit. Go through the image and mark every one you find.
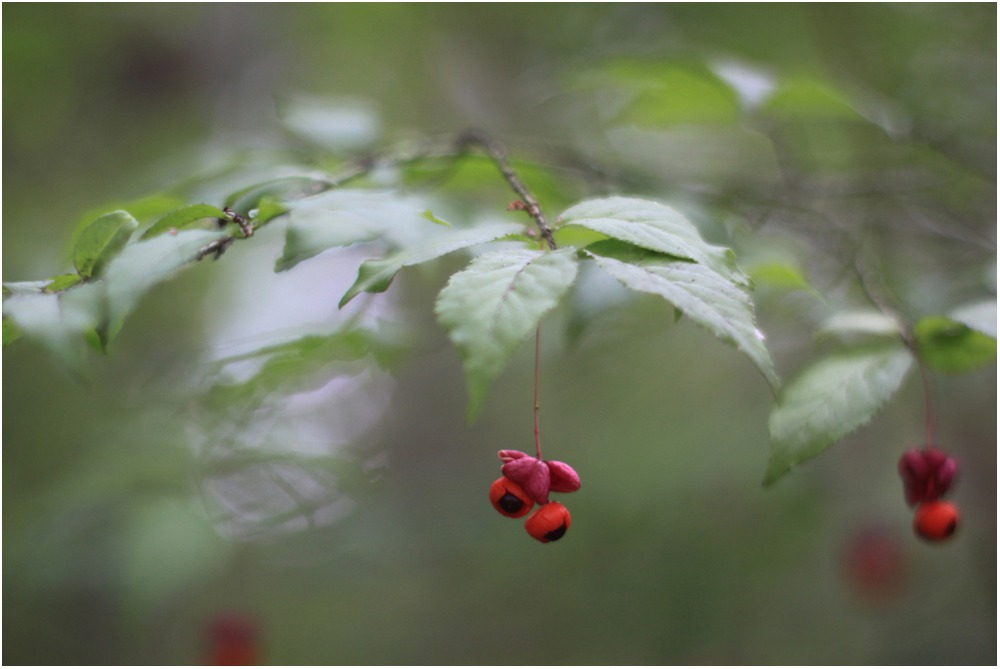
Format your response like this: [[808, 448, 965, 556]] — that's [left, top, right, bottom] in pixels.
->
[[525, 502, 571, 543], [490, 477, 534, 518], [913, 501, 960, 542]]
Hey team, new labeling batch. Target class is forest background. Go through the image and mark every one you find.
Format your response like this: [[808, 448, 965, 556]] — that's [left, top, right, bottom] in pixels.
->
[[3, 4, 996, 664]]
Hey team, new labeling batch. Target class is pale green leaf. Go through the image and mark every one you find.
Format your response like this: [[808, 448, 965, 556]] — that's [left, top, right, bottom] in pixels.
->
[[949, 300, 997, 338], [277, 189, 431, 272], [2, 281, 50, 296], [764, 344, 913, 486], [278, 95, 380, 151], [103, 230, 222, 341], [339, 222, 523, 307], [141, 204, 228, 240], [818, 310, 900, 341], [585, 241, 779, 391], [435, 247, 579, 420], [73, 210, 139, 280], [1, 283, 105, 374], [557, 197, 747, 286]]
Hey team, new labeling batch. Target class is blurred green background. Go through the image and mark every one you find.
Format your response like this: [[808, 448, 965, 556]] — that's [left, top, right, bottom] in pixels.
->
[[3, 4, 996, 664]]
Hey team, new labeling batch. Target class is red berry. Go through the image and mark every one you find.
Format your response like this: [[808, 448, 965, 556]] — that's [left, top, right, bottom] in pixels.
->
[[489, 477, 534, 518], [913, 501, 960, 542], [525, 502, 571, 543]]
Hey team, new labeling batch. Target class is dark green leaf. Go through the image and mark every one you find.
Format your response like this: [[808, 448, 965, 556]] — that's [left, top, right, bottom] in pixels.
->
[[339, 222, 524, 307], [764, 344, 913, 486], [73, 211, 139, 280], [914, 316, 997, 374], [435, 247, 579, 421], [141, 204, 228, 240]]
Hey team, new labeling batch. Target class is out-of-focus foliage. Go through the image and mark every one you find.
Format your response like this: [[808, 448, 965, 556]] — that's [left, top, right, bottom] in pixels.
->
[[3, 4, 995, 665]]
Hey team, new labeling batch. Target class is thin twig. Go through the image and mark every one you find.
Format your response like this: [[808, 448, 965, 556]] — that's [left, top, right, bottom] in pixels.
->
[[457, 129, 558, 250]]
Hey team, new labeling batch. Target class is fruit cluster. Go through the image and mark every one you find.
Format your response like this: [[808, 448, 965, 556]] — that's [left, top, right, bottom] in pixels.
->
[[489, 450, 580, 542], [898, 448, 960, 542]]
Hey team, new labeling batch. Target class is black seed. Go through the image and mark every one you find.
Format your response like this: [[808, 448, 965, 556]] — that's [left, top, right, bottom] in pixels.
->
[[945, 519, 957, 536], [499, 493, 524, 513], [544, 523, 567, 541]]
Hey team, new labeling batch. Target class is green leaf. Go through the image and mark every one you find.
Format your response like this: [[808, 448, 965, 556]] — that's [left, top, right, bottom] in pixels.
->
[[277, 189, 432, 272], [69, 194, 186, 254], [748, 261, 814, 293], [585, 240, 779, 392], [73, 211, 139, 280], [141, 204, 228, 240], [579, 59, 741, 127], [44, 273, 84, 293], [103, 229, 222, 341], [339, 222, 524, 307], [1, 283, 105, 375], [3, 318, 22, 346], [435, 247, 579, 421], [277, 94, 379, 151], [762, 76, 862, 120], [2, 281, 49, 297], [226, 175, 333, 215], [209, 330, 382, 406], [914, 316, 997, 374], [253, 197, 290, 227], [557, 197, 748, 286], [764, 344, 913, 486], [817, 310, 900, 341]]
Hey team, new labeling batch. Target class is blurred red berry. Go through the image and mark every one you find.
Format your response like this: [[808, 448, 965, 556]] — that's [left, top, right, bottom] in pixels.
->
[[206, 613, 259, 666], [841, 525, 907, 605], [489, 476, 535, 518], [525, 502, 571, 543], [913, 501, 960, 542]]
